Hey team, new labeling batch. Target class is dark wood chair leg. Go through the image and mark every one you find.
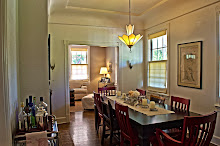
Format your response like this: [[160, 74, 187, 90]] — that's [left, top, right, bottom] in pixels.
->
[[110, 128, 113, 145], [120, 135, 124, 146], [101, 121, 105, 145], [94, 107, 98, 132], [97, 116, 101, 134]]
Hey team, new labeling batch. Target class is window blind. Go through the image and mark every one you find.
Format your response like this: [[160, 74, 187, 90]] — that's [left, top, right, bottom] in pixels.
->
[[148, 61, 167, 93], [148, 30, 167, 40], [71, 64, 88, 80], [71, 48, 88, 51]]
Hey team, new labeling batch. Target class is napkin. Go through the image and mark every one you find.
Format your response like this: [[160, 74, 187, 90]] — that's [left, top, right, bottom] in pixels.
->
[[26, 131, 48, 146]]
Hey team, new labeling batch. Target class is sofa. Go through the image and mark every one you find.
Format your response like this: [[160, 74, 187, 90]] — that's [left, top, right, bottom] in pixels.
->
[[69, 81, 88, 100]]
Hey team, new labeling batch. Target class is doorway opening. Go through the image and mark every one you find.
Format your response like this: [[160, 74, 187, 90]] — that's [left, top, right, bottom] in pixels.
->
[[67, 45, 119, 113]]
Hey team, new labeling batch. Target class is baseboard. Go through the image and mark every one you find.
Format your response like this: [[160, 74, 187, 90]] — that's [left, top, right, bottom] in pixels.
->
[[56, 117, 68, 124], [211, 135, 220, 145]]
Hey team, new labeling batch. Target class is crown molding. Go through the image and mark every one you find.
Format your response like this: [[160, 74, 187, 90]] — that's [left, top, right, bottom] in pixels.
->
[[65, 0, 168, 17]]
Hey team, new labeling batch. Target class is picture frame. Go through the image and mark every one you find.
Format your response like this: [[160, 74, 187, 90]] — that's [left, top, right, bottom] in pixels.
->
[[105, 77, 110, 83], [100, 77, 110, 83], [100, 77, 106, 82], [177, 41, 202, 89]]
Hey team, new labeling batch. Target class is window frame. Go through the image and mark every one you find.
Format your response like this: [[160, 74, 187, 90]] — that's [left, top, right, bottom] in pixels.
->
[[69, 46, 90, 82], [146, 28, 169, 95], [150, 34, 167, 61]]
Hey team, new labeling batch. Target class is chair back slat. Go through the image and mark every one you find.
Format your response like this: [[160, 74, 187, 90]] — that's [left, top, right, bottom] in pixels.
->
[[94, 92, 103, 115], [115, 102, 135, 139], [171, 96, 190, 112], [136, 88, 146, 96], [181, 112, 217, 146], [98, 86, 116, 96]]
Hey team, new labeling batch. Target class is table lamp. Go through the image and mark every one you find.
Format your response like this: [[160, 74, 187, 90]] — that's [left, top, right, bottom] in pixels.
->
[[100, 67, 108, 78]]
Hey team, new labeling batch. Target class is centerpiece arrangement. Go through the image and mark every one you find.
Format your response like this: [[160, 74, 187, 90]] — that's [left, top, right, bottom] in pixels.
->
[[128, 90, 140, 98], [123, 90, 140, 105]]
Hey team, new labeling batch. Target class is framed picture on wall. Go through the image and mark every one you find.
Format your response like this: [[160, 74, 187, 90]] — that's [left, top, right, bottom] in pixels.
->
[[177, 41, 202, 89]]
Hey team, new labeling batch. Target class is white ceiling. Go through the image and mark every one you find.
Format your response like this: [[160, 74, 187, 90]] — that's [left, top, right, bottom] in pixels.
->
[[49, 0, 168, 17]]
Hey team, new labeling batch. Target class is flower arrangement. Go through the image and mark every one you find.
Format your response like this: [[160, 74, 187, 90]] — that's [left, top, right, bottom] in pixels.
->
[[128, 90, 140, 98]]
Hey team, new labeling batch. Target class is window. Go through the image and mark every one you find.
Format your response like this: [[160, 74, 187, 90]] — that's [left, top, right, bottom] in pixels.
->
[[70, 48, 89, 80], [148, 30, 167, 93]]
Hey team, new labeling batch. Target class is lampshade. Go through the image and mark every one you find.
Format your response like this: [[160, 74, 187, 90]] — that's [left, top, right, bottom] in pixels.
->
[[118, 0, 143, 52], [118, 32, 143, 49], [100, 67, 108, 74]]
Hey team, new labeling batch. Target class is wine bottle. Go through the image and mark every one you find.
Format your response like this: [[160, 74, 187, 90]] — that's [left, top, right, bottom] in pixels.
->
[[31, 97, 37, 128], [39, 97, 48, 112], [23, 99, 29, 131], [18, 102, 25, 130]]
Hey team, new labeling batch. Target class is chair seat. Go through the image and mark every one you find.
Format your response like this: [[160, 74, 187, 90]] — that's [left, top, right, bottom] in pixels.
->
[[163, 128, 182, 140]]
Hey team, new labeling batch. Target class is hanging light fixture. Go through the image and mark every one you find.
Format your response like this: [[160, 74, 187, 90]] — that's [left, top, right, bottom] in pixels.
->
[[118, 0, 143, 52]]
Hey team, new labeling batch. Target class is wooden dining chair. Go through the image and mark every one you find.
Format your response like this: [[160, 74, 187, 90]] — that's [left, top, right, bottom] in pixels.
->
[[171, 96, 190, 112], [101, 100, 120, 145], [155, 111, 217, 146], [115, 102, 139, 146], [94, 92, 103, 134], [136, 88, 146, 96], [98, 86, 117, 96], [164, 96, 191, 139], [150, 95, 165, 105]]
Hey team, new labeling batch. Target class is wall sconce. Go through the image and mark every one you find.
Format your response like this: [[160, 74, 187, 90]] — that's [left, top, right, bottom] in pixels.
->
[[50, 64, 55, 70], [50, 58, 55, 70], [127, 60, 133, 69]]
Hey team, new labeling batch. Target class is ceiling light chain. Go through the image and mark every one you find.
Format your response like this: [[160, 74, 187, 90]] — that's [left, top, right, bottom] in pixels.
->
[[129, 0, 131, 24]]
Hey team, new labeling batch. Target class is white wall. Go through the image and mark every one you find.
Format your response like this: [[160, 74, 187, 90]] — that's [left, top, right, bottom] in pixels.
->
[[87, 46, 106, 93], [18, 0, 49, 108], [48, 14, 144, 123], [144, 1, 220, 144], [106, 47, 116, 83]]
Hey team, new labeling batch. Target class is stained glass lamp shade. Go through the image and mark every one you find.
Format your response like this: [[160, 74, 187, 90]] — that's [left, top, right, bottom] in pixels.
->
[[118, 0, 143, 52]]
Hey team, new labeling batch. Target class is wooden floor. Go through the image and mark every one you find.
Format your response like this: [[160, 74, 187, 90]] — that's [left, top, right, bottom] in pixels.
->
[[69, 100, 84, 112], [58, 101, 217, 146]]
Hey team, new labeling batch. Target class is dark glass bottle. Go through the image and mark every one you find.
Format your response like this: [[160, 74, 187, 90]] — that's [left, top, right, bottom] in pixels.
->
[[24, 98, 30, 114], [28, 96, 33, 107], [31, 97, 37, 128]]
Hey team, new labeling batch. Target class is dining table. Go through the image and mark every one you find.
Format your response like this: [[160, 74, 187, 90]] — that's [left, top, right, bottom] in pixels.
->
[[95, 95, 201, 146]]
